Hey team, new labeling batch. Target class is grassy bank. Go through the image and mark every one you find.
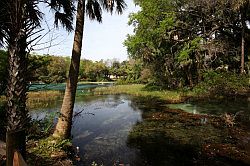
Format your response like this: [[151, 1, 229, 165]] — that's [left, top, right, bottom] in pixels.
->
[[0, 91, 63, 109], [94, 84, 189, 103], [94, 82, 250, 104]]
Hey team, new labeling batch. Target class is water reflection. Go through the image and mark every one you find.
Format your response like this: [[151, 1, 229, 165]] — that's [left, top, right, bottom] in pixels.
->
[[71, 95, 143, 165], [28, 93, 250, 166], [167, 97, 250, 115]]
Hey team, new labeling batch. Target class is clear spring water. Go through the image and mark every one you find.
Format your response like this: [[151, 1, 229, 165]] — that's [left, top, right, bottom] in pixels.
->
[[27, 85, 250, 165]]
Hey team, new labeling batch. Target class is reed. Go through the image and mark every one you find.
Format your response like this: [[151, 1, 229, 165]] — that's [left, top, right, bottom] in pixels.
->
[[1, 91, 63, 108]]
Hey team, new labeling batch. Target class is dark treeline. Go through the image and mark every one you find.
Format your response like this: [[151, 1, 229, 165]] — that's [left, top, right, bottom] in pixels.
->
[[0, 50, 143, 94], [124, 0, 250, 89]]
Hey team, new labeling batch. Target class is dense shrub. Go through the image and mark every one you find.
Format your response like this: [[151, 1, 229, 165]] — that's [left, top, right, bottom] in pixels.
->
[[193, 71, 250, 96]]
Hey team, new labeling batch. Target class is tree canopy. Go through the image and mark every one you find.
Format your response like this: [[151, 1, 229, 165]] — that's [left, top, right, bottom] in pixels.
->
[[125, 0, 250, 88]]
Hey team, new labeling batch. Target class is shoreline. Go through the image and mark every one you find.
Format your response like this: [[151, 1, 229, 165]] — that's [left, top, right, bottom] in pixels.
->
[[93, 84, 250, 104]]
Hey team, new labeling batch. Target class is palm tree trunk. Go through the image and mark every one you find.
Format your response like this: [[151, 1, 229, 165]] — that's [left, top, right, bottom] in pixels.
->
[[6, 33, 28, 166], [53, 0, 85, 139], [241, 18, 245, 74], [240, 3, 248, 74]]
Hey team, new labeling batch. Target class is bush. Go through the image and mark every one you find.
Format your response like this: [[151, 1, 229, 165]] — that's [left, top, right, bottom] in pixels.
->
[[193, 71, 250, 96]]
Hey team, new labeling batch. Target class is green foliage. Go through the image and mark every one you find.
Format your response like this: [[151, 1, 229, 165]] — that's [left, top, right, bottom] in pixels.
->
[[178, 37, 202, 65], [193, 71, 250, 96], [114, 59, 143, 84], [28, 112, 59, 139], [29, 136, 71, 159], [125, 0, 250, 89], [28, 55, 69, 84], [79, 59, 109, 81], [0, 52, 143, 87], [143, 84, 164, 91]]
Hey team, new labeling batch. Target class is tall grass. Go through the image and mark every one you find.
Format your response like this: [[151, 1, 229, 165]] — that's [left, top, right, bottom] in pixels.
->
[[27, 91, 63, 109], [0, 91, 63, 109], [94, 84, 187, 103]]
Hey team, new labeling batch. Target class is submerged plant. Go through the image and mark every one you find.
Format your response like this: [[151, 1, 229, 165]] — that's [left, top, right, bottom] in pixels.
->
[[28, 112, 59, 139]]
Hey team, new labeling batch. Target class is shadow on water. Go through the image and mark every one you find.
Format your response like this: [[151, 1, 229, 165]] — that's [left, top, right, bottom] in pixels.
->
[[126, 96, 198, 165], [126, 96, 250, 166], [128, 133, 199, 166]]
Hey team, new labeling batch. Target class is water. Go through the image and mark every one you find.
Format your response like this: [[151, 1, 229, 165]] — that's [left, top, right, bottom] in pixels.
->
[[167, 97, 250, 115], [27, 87, 250, 165], [31, 94, 146, 165], [29, 83, 112, 91], [72, 95, 143, 165]]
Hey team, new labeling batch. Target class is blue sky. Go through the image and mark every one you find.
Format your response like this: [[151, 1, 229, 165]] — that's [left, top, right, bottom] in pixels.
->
[[33, 1, 139, 62]]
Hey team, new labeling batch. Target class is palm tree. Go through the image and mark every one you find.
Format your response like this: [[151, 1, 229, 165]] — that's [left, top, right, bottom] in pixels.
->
[[53, 0, 126, 139], [0, 1, 74, 165]]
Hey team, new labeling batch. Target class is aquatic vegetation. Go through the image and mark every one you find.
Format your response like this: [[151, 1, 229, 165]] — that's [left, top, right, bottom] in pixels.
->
[[127, 108, 250, 165]]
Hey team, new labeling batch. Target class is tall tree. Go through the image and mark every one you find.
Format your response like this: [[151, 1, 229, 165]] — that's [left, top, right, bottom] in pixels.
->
[[234, 0, 250, 74], [53, 0, 126, 139], [125, 0, 250, 88], [0, 0, 74, 165]]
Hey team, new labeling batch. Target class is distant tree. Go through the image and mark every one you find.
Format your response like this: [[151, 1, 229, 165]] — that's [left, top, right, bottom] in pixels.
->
[[110, 60, 121, 78], [27, 55, 51, 83], [46, 56, 67, 83]]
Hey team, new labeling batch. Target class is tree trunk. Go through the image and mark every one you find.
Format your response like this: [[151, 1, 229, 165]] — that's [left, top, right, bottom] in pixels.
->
[[53, 0, 85, 139], [6, 34, 28, 166], [240, 4, 248, 74], [241, 21, 245, 74]]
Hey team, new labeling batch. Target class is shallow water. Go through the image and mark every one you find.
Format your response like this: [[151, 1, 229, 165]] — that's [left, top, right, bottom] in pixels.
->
[[28, 88, 250, 165], [167, 97, 250, 115], [72, 95, 143, 165], [30, 94, 146, 165]]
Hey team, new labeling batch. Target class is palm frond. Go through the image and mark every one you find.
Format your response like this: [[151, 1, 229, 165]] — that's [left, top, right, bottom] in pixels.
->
[[86, 0, 102, 22], [114, 0, 126, 14], [85, 0, 126, 22], [26, 0, 43, 27], [47, 0, 75, 31], [54, 12, 74, 31]]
